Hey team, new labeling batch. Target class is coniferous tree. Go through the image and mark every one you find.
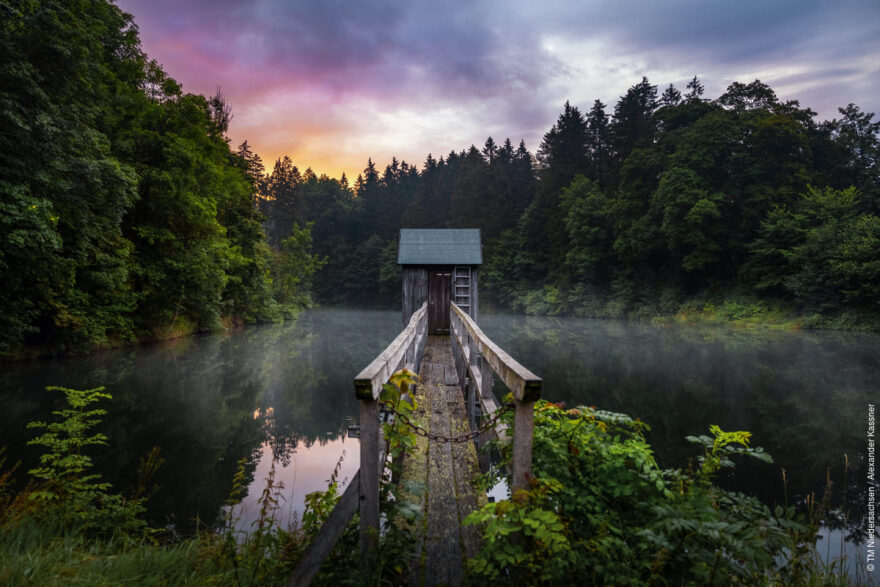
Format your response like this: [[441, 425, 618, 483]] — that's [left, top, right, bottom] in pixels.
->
[[585, 100, 613, 190], [266, 156, 302, 246], [611, 77, 658, 167], [525, 101, 589, 277], [685, 75, 705, 102], [823, 104, 880, 212], [236, 140, 266, 203], [450, 146, 488, 228], [659, 83, 682, 107]]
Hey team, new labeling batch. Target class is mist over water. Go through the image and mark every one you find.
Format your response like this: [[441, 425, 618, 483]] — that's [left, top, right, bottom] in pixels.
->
[[479, 313, 879, 561], [0, 309, 400, 532], [1, 308, 876, 552]]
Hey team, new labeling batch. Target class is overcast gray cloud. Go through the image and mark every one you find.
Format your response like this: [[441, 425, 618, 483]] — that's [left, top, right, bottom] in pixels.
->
[[117, 0, 880, 178]]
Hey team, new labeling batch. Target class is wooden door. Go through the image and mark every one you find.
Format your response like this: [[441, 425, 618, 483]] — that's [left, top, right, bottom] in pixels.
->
[[428, 269, 451, 333]]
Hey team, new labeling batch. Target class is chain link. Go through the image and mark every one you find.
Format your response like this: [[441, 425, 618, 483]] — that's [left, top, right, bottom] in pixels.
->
[[380, 400, 513, 444]]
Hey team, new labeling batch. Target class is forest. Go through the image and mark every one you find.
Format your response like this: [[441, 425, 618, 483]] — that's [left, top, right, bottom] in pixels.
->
[[3, 0, 880, 360], [255, 76, 880, 327], [0, 0, 321, 358]]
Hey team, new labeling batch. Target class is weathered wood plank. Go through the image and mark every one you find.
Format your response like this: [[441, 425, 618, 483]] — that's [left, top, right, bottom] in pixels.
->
[[403, 267, 428, 326], [479, 391, 508, 442], [448, 381, 485, 562], [449, 313, 482, 399], [470, 267, 478, 324], [398, 357, 432, 583], [395, 336, 487, 586], [356, 302, 427, 400], [287, 470, 361, 587], [511, 400, 535, 494], [425, 343, 463, 586], [359, 398, 380, 570]]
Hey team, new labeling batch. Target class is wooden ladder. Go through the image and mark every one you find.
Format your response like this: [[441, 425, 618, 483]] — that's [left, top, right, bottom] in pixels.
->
[[453, 266, 470, 315]]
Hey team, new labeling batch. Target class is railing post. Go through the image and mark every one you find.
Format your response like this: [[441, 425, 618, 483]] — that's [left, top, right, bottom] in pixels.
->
[[450, 313, 462, 387], [468, 347, 479, 430], [511, 398, 535, 494], [480, 354, 493, 403], [350, 301, 427, 581], [476, 353, 493, 449], [457, 330, 468, 394], [359, 397, 380, 573]]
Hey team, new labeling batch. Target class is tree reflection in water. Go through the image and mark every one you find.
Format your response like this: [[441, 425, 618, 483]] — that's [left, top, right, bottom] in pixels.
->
[[480, 314, 879, 552]]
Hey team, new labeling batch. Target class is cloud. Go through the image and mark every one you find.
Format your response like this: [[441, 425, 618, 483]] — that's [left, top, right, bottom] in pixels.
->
[[117, 0, 880, 178]]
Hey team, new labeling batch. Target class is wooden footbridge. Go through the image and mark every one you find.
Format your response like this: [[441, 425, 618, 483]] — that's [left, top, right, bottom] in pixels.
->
[[288, 229, 542, 586]]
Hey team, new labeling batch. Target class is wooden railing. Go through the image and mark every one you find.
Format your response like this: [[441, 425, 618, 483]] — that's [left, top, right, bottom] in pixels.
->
[[449, 302, 542, 493], [288, 301, 427, 586], [289, 301, 541, 585]]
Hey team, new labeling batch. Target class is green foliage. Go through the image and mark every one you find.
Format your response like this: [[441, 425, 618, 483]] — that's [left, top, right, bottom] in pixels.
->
[[380, 370, 420, 472], [653, 167, 725, 273], [685, 424, 772, 481], [301, 458, 342, 538], [466, 477, 569, 581], [439, 78, 878, 328], [272, 221, 327, 314], [560, 175, 611, 280], [0, 1, 313, 358], [0, 0, 142, 354], [0, 521, 235, 586], [748, 186, 880, 313], [25, 386, 147, 537], [466, 401, 811, 584], [221, 459, 302, 584], [482, 228, 536, 310]]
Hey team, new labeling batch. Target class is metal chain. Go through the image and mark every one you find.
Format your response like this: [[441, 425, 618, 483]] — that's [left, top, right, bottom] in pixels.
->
[[379, 400, 513, 444]]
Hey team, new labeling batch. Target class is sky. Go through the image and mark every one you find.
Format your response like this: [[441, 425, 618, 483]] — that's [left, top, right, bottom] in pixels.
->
[[117, 0, 880, 181]]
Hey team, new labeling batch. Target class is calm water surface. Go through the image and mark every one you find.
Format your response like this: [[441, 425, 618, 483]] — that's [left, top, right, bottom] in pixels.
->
[[1, 310, 876, 556], [480, 313, 878, 574], [0, 309, 400, 532]]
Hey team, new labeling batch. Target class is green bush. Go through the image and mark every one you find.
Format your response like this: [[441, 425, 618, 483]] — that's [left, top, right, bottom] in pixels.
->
[[466, 400, 810, 585], [24, 386, 148, 538]]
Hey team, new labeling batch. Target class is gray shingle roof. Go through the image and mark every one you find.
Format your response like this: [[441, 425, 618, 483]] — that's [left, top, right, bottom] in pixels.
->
[[398, 229, 482, 265]]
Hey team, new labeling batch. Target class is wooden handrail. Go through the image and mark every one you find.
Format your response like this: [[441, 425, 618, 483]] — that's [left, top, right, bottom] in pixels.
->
[[450, 303, 541, 402], [354, 301, 427, 574], [289, 303, 428, 585], [354, 301, 428, 400], [287, 470, 360, 586], [450, 302, 541, 494]]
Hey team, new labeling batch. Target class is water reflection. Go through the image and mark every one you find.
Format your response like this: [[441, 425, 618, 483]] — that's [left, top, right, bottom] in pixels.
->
[[0, 309, 400, 533], [480, 315, 879, 548], [1, 310, 875, 551], [232, 438, 360, 533]]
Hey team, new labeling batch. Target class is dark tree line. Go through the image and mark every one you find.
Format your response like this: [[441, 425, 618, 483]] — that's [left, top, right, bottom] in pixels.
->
[[259, 76, 879, 324], [250, 138, 536, 308]]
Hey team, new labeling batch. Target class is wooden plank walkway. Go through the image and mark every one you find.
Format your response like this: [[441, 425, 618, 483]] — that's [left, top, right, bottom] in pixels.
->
[[288, 303, 540, 587], [399, 335, 486, 586]]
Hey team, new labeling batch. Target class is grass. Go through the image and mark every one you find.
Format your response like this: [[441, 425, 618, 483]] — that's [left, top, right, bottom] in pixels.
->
[[0, 519, 233, 586]]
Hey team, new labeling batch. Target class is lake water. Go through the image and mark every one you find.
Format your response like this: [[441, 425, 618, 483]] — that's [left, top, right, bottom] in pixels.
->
[[0, 309, 876, 565]]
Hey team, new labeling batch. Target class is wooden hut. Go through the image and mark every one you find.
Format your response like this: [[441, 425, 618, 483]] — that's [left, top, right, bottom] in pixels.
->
[[398, 229, 482, 333]]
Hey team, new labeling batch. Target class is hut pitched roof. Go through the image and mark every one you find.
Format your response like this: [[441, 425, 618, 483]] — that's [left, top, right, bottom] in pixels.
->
[[397, 229, 482, 265]]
